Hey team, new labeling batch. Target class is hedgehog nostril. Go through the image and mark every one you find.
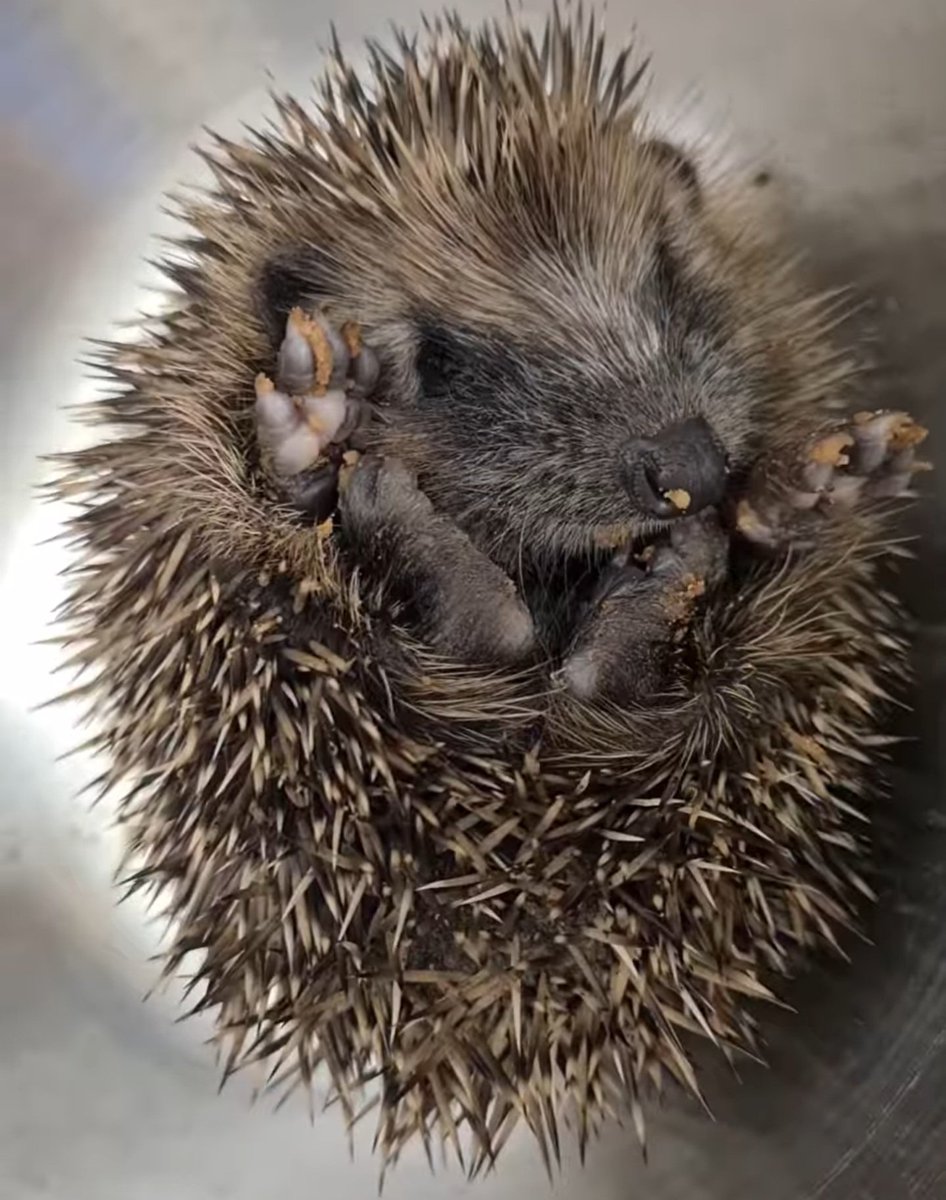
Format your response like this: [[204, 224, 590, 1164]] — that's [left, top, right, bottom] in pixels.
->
[[641, 454, 665, 502], [638, 452, 679, 518], [623, 417, 728, 518], [623, 442, 676, 518]]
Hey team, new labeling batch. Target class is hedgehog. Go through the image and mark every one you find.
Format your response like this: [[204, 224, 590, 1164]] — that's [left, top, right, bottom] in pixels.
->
[[49, 6, 929, 1177]]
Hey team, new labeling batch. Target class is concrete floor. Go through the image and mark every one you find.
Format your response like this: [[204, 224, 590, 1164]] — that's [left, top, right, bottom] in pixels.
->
[[1, 1, 945, 1197]]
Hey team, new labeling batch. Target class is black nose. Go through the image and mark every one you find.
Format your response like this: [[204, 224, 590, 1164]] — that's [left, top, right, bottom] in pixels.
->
[[622, 417, 728, 518]]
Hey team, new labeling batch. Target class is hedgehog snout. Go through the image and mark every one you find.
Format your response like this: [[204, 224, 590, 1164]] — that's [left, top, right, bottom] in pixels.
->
[[621, 416, 728, 518]]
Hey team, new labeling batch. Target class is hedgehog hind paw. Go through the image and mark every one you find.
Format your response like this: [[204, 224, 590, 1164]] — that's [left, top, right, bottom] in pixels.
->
[[560, 512, 727, 704], [559, 569, 678, 703]]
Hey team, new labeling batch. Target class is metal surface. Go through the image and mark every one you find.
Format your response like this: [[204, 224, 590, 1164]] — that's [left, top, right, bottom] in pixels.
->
[[1, 2, 944, 1197]]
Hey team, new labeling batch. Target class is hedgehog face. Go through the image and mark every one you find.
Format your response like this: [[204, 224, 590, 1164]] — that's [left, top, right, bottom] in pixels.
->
[[392, 312, 744, 564], [361, 167, 762, 565], [260, 136, 768, 567]]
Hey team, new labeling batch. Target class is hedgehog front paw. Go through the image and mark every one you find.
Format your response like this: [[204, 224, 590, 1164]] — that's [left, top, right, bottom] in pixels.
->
[[735, 410, 930, 551], [560, 511, 728, 703], [254, 308, 377, 485], [340, 455, 536, 665]]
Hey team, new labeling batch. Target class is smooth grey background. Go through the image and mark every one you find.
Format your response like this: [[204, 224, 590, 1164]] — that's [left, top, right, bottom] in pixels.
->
[[1, 1, 944, 1197]]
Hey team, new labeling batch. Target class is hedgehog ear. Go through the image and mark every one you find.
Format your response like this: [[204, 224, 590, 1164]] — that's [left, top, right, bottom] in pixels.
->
[[256, 246, 339, 345], [644, 139, 702, 205]]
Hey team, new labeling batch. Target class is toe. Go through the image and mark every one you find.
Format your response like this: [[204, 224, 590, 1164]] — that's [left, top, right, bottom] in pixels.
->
[[311, 313, 351, 390], [255, 374, 297, 442], [299, 311, 349, 392], [852, 411, 929, 500], [801, 432, 852, 492], [300, 389, 348, 442], [340, 456, 433, 534], [489, 595, 536, 663], [276, 308, 316, 395], [350, 343, 380, 395], [560, 647, 601, 700]]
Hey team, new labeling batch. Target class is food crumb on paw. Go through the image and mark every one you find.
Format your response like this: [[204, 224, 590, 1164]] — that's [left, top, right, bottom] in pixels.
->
[[809, 432, 853, 467], [890, 417, 928, 451], [338, 449, 363, 493], [735, 499, 766, 536], [851, 410, 927, 458], [733, 497, 786, 550], [299, 313, 333, 394], [684, 575, 706, 600], [663, 573, 705, 623], [341, 320, 362, 356]]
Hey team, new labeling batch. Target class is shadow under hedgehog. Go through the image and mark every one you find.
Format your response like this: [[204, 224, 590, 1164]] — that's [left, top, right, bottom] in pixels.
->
[[52, 7, 929, 1174]]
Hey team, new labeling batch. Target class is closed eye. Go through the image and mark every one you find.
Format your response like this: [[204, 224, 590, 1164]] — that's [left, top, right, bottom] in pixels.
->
[[414, 319, 526, 417]]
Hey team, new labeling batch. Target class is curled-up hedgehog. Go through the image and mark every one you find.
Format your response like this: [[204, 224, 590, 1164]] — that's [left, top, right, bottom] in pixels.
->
[[50, 7, 930, 1175]]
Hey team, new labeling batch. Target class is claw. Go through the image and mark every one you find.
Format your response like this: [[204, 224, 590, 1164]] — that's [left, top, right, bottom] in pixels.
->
[[276, 309, 317, 395], [341, 320, 379, 394], [735, 499, 776, 545], [255, 374, 297, 440], [308, 313, 350, 390], [255, 375, 323, 476], [350, 342, 380, 396], [802, 432, 852, 492], [809, 432, 853, 466], [788, 488, 822, 511], [891, 419, 928, 451], [850, 410, 926, 476], [868, 472, 915, 499], [821, 473, 864, 509], [341, 321, 362, 356]]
